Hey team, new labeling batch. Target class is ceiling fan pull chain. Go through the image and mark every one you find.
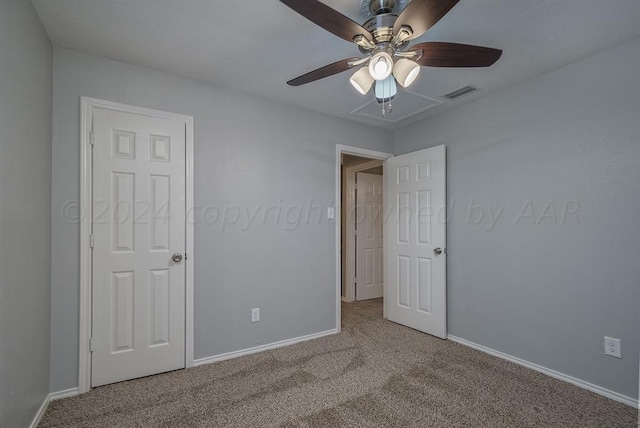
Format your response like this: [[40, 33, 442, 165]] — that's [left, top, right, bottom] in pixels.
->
[[384, 79, 387, 117], [386, 78, 393, 115], [381, 79, 386, 117]]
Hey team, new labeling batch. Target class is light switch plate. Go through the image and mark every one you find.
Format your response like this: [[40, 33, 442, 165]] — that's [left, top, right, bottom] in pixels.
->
[[327, 207, 335, 219]]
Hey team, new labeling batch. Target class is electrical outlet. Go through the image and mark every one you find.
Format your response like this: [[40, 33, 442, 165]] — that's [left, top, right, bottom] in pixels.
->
[[604, 336, 621, 358], [251, 308, 260, 323]]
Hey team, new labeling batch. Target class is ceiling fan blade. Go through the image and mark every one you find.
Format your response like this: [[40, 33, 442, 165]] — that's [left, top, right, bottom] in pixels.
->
[[287, 58, 360, 86], [280, 0, 373, 44], [393, 0, 460, 41], [410, 42, 502, 67]]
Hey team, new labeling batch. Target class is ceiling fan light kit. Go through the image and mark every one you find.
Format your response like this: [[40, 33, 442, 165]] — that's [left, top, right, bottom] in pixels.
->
[[281, 0, 503, 117]]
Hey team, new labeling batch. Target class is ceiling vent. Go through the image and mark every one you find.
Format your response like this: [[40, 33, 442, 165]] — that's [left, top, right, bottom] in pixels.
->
[[441, 85, 478, 100]]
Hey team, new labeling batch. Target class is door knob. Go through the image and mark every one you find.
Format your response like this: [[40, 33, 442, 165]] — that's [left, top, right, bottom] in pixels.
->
[[172, 253, 183, 263], [434, 247, 443, 255]]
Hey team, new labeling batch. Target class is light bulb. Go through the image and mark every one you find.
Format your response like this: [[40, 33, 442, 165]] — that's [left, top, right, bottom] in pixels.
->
[[374, 60, 388, 76], [368, 52, 394, 81]]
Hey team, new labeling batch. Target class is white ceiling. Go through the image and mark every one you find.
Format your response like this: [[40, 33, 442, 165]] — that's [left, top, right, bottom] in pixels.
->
[[31, 0, 640, 128]]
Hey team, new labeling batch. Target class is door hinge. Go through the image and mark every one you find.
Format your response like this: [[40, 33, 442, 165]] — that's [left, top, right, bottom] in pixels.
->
[[89, 234, 95, 248], [89, 337, 94, 352], [184, 253, 187, 261], [89, 131, 95, 146]]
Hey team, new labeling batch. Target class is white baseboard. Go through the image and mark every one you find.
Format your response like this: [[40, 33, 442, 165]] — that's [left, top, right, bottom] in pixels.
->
[[448, 335, 638, 408], [28, 334, 636, 426], [30, 330, 339, 426], [49, 387, 79, 401], [193, 329, 338, 367], [29, 394, 50, 428], [30, 387, 79, 428]]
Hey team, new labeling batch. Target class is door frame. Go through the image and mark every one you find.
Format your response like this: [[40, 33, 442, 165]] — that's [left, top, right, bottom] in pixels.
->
[[335, 145, 392, 332], [343, 160, 383, 302], [78, 97, 195, 393]]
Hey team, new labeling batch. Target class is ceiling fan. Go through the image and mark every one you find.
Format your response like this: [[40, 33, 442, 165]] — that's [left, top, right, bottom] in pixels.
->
[[280, 0, 502, 115]]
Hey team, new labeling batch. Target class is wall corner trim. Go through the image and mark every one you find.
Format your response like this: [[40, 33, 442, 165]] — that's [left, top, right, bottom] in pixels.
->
[[448, 335, 638, 408], [30, 388, 79, 428], [193, 329, 338, 367]]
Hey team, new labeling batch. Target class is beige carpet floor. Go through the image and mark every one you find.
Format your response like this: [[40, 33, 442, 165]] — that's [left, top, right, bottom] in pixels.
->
[[41, 299, 637, 427]]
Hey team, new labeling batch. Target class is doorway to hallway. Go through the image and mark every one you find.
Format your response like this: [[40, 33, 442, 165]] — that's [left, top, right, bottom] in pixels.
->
[[335, 144, 448, 339], [341, 154, 385, 303]]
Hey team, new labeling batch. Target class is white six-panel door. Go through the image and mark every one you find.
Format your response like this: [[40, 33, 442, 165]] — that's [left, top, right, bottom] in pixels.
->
[[91, 107, 186, 387], [384, 145, 446, 338], [355, 172, 384, 301]]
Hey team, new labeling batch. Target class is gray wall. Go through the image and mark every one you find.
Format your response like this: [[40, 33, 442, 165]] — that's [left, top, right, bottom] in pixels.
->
[[50, 47, 393, 391], [0, 0, 52, 426], [395, 36, 640, 399]]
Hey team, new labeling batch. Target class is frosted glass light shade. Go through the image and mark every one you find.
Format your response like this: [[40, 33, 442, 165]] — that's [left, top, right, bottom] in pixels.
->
[[393, 59, 421, 88], [375, 76, 397, 102], [349, 67, 375, 95], [368, 52, 394, 81]]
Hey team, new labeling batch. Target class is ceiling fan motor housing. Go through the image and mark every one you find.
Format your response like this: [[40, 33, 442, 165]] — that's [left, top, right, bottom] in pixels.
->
[[368, 0, 397, 14], [363, 13, 397, 45], [364, 0, 409, 16], [359, 0, 412, 54]]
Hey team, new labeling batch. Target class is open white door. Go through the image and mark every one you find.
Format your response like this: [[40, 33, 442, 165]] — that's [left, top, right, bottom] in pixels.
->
[[355, 172, 383, 300], [384, 145, 446, 338], [91, 107, 186, 387]]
